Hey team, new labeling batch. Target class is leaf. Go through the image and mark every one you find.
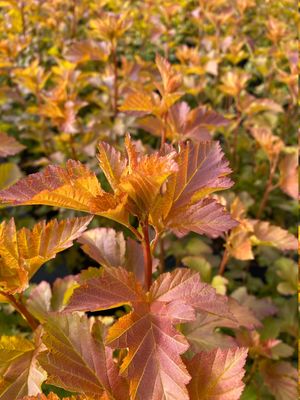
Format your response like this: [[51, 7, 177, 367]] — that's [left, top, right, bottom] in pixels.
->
[[65, 267, 232, 400], [65, 267, 144, 313], [119, 145, 178, 219], [20, 394, 100, 400], [78, 227, 157, 285], [140, 103, 229, 142], [150, 141, 235, 237], [0, 216, 91, 293], [38, 314, 128, 400], [279, 151, 298, 199], [183, 312, 237, 352], [0, 160, 128, 226], [219, 70, 250, 96], [64, 40, 109, 63], [250, 220, 297, 251], [231, 287, 277, 320], [182, 256, 211, 282], [163, 198, 237, 238], [97, 135, 178, 220], [118, 91, 156, 116], [259, 360, 298, 400], [250, 127, 283, 161], [185, 347, 248, 400], [27, 276, 78, 322], [275, 258, 298, 295], [155, 54, 182, 95], [0, 133, 25, 157], [183, 297, 260, 352], [0, 163, 22, 190], [0, 332, 46, 400], [241, 96, 283, 115], [0, 161, 101, 212], [97, 142, 127, 191], [78, 227, 126, 268]]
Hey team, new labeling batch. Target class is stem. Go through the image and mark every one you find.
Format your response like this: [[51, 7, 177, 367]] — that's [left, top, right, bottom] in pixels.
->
[[71, 0, 77, 38], [218, 248, 230, 276], [111, 44, 119, 118], [127, 224, 142, 241], [256, 155, 279, 219], [142, 220, 153, 290], [0, 291, 39, 330], [69, 134, 78, 159], [160, 113, 168, 150]]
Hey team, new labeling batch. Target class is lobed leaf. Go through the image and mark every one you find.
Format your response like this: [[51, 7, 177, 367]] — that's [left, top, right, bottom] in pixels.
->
[[0, 332, 46, 400], [97, 135, 178, 220], [155, 54, 183, 95], [186, 347, 248, 400], [250, 220, 297, 251], [150, 141, 235, 237], [0, 216, 91, 294], [0, 161, 102, 212], [0, 160, 129, 226], [66, 267, 233, 400], [38, 314, 128, 400]]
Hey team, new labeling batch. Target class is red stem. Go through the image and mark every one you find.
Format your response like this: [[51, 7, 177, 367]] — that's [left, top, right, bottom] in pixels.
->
[[142, 220, 153, 290], [218, 248, 230, 276], [0, 291, 39, 330]]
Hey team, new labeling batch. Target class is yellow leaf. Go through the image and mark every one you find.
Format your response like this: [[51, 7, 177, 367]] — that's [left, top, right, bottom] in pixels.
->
[[0, 216, 92, 294]]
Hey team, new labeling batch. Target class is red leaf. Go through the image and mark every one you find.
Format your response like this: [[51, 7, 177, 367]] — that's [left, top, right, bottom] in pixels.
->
[[0, 132, 25, 158], [38, 314, 129, 399], [259, 360, 298, 400], [65, 267, 231, 400], [186, 347, 248, 400]]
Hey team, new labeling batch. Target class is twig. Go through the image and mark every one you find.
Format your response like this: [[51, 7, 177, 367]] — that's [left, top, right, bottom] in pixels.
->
[[0, 291, 39, 330], [160, 113, 168, 150], [218, 248, 230, 276]]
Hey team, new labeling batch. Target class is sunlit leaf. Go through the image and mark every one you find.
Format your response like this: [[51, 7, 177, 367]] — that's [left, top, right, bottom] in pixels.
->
[[0, 331, 46, 400], [0, 216, 91, 293], [186, 347, 248, 400], [66, 267, 232, 400], [38, 314, 129, 399], [150, 141, 236, 237]]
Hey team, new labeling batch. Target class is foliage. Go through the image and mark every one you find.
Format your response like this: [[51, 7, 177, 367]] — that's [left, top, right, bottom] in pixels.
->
[[0, 0, 298, 399]]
